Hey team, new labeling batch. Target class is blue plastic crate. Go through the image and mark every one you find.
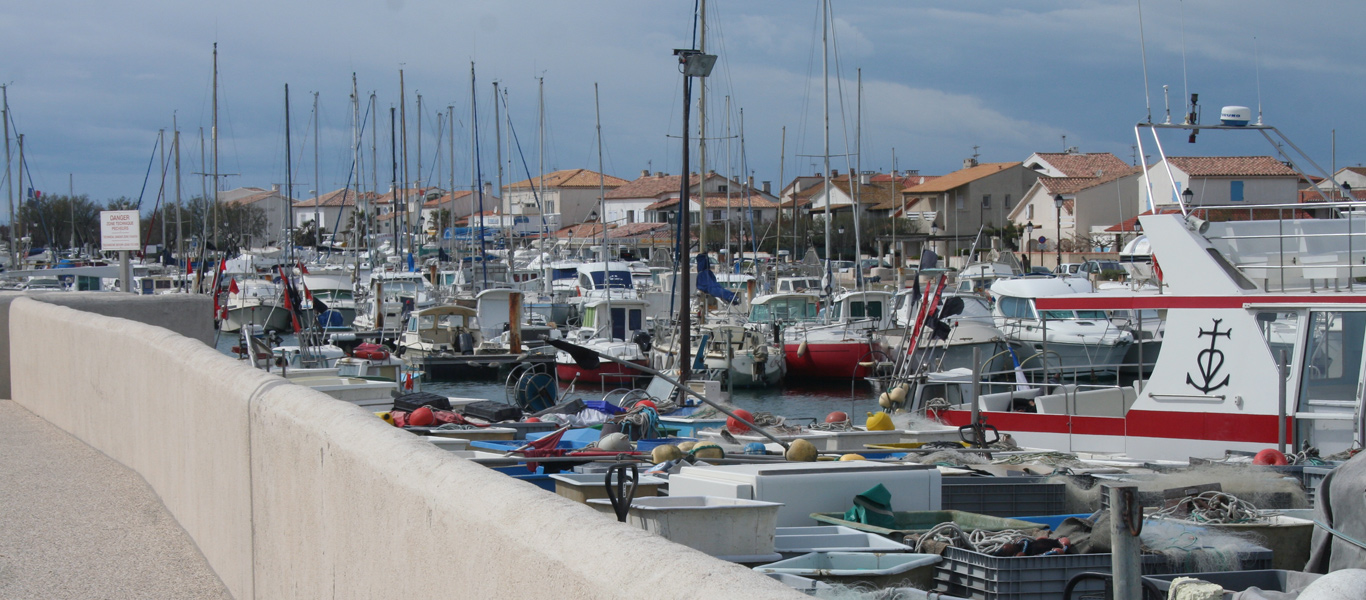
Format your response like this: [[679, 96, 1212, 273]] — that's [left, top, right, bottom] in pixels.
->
[[582, 399, 625, 415], [934, 544, 1272, 600], [470, 439, 586, 452]]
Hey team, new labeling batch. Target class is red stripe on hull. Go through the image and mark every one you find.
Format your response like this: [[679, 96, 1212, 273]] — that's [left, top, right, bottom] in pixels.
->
[[1035, 294, 1366, 311], [556, 360, 649, 386], [784, 342, 881, 379], [939, 409, 1291, 444]]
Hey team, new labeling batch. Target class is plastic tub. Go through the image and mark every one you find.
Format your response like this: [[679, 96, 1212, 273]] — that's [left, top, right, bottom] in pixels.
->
[[810, 510, 1047, 540], [941, 477, 1066, 518], [1150, 514, 1315, 571], [774, 526, 912, 556], [469, 439, 583, 452], [548, 472, 667, 504], [754, 551, 942, 588], [423, 436, 470, 452], [1143, 570, 1323, 598], [588, 496, 783, 562]]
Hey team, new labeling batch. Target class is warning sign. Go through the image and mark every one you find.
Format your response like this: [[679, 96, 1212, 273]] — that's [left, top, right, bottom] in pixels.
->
[[100, 210, 141, 251]]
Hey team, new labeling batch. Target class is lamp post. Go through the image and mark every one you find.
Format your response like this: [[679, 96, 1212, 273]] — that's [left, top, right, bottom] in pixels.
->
[[1024, 221, 1035, 271], [930, 222, 940, 259], [1054, 194, 1064, 269], [838, 225, 846, 262], [674, 48, 717, 383]]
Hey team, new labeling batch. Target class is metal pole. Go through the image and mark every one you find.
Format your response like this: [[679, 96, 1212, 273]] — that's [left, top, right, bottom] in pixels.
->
[[120, 250, 132, 294], [678, 69, 694, 382], [1278, 348, 1288, 453], [970, 345, 982, 447], [1107, 484, 1143, 599], [2, 84, 13, 268], [313, 91, 320, 250]]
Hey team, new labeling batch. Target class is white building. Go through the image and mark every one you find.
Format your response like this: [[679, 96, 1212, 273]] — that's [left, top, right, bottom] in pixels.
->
[[1143, 156, 1299, 210], [502, 169, 629, 227], [221, 186, 294, 246]]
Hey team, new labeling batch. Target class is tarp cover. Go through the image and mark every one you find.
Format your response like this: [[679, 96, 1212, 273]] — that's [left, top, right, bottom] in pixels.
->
[[695, 254, 739, 304], [1307, 451, 1366, 573]]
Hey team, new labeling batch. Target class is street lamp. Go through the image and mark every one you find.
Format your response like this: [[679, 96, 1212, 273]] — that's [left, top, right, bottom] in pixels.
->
[[674, 47, 717, 384], [930, 222, 940, 259], [838, 225, 846, 261], [1024, 220, 1035, 271], [1053, 194, 1065, 269]]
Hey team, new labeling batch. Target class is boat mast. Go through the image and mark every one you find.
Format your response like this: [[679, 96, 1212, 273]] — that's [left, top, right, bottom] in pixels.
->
[[159, 128, 166, 257], [595, 82, 612, 339], [369, 92, 377, 251], [697, 0, 708, 266], [821, 0, 832, 319], [494, 81, 508, 245], [211, 44, 219, 255], [174, 116, 183, 269], [399, 69, 409, 263], [852, 67, 864, 291], [724, 95, 731, 268], [284, 84, 293, 264], [448, 103, 455, 257], [3, 84, 14, 268], [198, 126, 206, 290], [471, 62, 489, 288], [538, 78, 550, 295], [389, 106, 397, 258], [416, 92, 422, 200], [313, 91, 321, 252], [351, 74, 361, 252]]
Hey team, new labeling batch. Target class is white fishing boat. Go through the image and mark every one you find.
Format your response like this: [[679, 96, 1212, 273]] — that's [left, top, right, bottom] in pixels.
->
[[554, 298, 650, 386], [222, 279, 292, 333], [990, 277, 1133, 376]]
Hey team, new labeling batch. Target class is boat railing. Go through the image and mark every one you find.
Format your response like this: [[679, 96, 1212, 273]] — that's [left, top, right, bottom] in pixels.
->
[[1189, 202, 1366, 292]]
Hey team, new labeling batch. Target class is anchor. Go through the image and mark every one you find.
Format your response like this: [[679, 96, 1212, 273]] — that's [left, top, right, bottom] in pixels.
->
[[1186, 319, 1231, 393]]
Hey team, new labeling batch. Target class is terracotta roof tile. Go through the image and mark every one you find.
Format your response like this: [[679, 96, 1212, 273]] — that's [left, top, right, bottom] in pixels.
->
[[903, 162, 1021, 194], [605, 173, 700, 199], [645, 193, 779, 212], [294, 188, 379, 208], [554, 223, 613, 239], [1028, 152, 1131, 178], [1165, 156, 1298, 177], [1041, 167, 1141, 195], [606, 222, 669, 238], [506, 169, 628, 190]]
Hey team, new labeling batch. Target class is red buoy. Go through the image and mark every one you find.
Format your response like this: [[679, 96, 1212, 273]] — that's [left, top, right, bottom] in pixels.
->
[[636, 400, 657, 410], [409, 406, 435, 427], [826, 411, 850, 424], [524, 417, 541, 423], [727, 409, 755, 434], [1252, 449, 1288, 466]]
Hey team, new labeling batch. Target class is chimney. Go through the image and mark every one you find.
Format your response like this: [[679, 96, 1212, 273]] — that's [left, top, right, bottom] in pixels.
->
[[859, 171, 872, 185], [831, 169, 840, 178], [762, 181, 771, 193], [747, 176, 755, 190], [907, 169, 920, 176], [655, 171, 664, 177], [641, 169, 650, 178], [963, 158, 979, 169], [484, 182, 493, 197], [272, 183, 280, 192]]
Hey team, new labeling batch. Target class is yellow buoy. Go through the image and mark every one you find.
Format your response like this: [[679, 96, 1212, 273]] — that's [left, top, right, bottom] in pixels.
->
[[691, 443, 725, 460], [866, 411, 894, 431], [677, 441, 697, 453], [785, 439, 818, 462], [889, 384, 908, 404], [651, 444, 683, 463], [839, 453, 866, 461]]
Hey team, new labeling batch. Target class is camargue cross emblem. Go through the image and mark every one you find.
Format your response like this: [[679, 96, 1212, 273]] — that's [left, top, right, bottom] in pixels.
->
[[1187, 319, 1232, 394]]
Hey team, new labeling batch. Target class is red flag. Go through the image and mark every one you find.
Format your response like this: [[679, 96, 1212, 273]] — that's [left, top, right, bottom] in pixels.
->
[[299, 263, 309, 275], [186, 262, 194, 275], [229, 278, 240, 294]]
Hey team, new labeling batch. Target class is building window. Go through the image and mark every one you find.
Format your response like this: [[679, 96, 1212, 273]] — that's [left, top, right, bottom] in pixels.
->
[[627, 210, 635, 224], [955, 193, 964, 211], [546, 200, 555, 214], [712, 209, 722, 222], [981, 194, 991, 208], [1230, 181, 1245, 202], [1027, 204, 1034, 220], [717, 185, 728, 193], [1005, 193, 1012, 208]]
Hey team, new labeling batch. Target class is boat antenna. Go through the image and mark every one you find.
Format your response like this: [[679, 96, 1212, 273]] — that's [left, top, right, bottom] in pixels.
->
[[1254, 37, 1264, 125], [1180, 0, 1190, 117], [1137, 0, 1153, 124]]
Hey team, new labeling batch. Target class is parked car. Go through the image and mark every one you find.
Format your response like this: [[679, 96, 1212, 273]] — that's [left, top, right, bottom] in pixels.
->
[[1055, 260, 1124, 278]]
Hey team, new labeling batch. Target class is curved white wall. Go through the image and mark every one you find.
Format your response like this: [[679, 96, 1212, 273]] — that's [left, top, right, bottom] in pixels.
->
[[8, 298, 802, 599]]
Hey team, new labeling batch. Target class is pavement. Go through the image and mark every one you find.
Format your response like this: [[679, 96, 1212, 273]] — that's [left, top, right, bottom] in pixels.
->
[[0, 400, 233, 599]]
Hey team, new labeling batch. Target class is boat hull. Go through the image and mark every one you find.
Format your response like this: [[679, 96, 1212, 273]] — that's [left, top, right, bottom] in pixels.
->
[[556, 359, 649, 386], [223, 304, 293, 333], [704, 350, 786, 388], [783, 341, 882, 380]]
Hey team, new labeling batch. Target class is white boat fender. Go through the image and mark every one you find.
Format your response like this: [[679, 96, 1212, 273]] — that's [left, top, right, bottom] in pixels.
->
[[598, 432, 632, 452], [797, 340, 809, 357]]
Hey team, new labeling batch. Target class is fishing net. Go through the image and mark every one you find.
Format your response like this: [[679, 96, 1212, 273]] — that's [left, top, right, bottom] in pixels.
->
[[1139, 518, 1268, 573]]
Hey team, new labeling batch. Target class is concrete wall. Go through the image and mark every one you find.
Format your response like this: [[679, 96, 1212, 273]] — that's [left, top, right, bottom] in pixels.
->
[[8, 297, 803, 600], [0, 291, 213, 399]]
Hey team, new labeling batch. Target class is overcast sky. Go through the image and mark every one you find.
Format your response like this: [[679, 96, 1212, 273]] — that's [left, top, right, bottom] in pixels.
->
[[3, 0, 1365, 210]]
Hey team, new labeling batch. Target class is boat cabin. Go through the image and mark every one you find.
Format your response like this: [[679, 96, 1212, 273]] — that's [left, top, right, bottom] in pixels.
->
[[575, 262, 634, 295], [775, 276, 822, 294], [579, 298, 647, 341], [748, 293, 821, 324], [400, 305, 481, 354], [826, 290, 894, 328]]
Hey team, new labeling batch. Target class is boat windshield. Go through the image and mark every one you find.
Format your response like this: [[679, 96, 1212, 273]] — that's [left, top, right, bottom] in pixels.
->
[[1040, 310, 1107, 320], [750, 298, 818, 323]]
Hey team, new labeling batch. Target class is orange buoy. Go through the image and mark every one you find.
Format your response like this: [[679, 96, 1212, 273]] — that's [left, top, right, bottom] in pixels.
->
[[727, 409, 755, 434], [826, 411, 849, 424], [1252, 449, 1288, 466], [410, 406, 435, 427]]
